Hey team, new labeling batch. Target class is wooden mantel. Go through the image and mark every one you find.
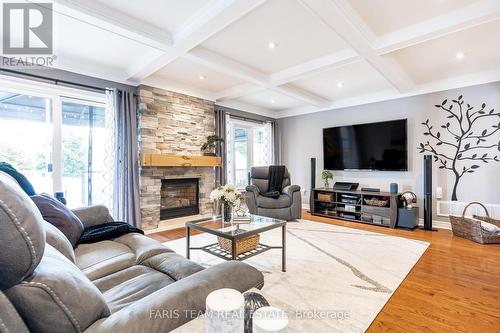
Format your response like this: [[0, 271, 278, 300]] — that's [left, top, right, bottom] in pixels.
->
[[141, 153, 221, 167]]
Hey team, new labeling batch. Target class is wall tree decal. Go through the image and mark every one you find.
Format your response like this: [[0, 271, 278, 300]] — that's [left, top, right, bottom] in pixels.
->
[[418, 95, 500, 201]]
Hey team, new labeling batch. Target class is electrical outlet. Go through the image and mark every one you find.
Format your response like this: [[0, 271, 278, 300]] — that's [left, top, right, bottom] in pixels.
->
[[436, 187, 443, 200]]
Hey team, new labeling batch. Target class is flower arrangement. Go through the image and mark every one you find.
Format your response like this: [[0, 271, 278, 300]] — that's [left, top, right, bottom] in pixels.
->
[[210, 184, 242, 222], [210, 184, 242, 207]]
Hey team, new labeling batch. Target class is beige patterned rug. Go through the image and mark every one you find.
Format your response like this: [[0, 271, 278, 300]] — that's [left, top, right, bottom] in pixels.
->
[[165, 220, 429, 332]]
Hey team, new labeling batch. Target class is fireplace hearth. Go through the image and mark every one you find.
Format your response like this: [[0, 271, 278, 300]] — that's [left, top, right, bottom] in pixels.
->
[[160, 178, 199, 220]]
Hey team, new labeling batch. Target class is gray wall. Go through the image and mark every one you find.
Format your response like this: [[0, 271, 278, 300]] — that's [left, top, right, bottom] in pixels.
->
[[278, 82, 500, 222]]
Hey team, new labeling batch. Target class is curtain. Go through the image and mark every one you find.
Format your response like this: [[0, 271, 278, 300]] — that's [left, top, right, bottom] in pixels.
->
[[102, 90, 116, 215], [215, 108, 227, 186], [271, 120, 281, 164], [113, 89, 141, 227]]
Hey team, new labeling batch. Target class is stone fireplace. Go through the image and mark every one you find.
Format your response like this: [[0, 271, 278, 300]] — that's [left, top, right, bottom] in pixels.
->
[[138, 85, 215, 230], [160, 178, 199, 220]]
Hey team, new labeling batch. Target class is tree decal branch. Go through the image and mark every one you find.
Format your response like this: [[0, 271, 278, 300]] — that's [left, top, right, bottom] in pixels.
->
[[418, 95, 500, 201]]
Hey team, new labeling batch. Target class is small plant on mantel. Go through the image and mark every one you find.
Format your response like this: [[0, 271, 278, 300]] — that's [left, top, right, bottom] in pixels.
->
[[201, 135, 224, 156], [321, 170, 333, 188]]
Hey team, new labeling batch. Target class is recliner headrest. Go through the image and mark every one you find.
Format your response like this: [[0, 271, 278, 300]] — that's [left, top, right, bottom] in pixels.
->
[[0, 172, 45, 290]]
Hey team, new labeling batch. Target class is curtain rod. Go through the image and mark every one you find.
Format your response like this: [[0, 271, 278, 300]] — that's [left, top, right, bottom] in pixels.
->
[[226, 113, 272, 125], [0, 68, 113, 93]]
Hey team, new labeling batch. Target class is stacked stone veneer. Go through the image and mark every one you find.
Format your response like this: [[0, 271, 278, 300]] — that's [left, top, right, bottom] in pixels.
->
[[138, 85, 215, 230]]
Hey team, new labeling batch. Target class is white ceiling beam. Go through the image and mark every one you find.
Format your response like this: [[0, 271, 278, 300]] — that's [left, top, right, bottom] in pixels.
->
[[272, 84, 330, 108], [51, 0, 172, 51], [126, 0, 268, 81], [215, 83, 265, 101], [298, 0, 414, 93], [269, 49, 360, 85], [376, 0, 500, 54], [184, 47, 268, 85], [141, 76, 217, 101]]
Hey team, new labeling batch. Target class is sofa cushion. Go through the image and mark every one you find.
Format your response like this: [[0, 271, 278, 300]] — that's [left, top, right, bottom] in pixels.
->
[[0, 173, 45, 290], [114, 233, 174, 263], [44, 221, 76, 263], [5, 245, 110, 333], [0, 292, 30, 333], [31, 194, 84, 247], [72, 205, 114, 229], [75, 241, 136, 281], [97, 266, 176, 313], [142, 252, 204, 281], [256, 194, 291, 209]]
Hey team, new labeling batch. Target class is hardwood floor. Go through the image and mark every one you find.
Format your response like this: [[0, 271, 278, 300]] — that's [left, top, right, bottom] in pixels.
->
[[148, 210, 500, 332]]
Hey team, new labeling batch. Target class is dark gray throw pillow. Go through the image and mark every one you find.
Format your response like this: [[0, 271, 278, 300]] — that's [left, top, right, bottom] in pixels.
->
[[31, 194, 84, 247]]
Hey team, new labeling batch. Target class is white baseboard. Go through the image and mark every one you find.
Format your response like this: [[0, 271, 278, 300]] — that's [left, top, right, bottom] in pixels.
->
[[302, 203, 451, 230]]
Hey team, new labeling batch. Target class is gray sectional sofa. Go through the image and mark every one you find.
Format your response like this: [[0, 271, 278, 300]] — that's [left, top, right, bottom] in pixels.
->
[[0, 172, 264, 332]]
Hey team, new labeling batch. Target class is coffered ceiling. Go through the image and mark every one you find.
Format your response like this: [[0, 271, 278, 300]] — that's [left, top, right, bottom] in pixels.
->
[[18, 0, 500, 117]]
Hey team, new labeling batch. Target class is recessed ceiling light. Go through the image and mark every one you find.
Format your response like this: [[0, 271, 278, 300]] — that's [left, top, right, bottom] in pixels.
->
[[199, 74, 206, 80], [271, 99, 276, 104], [337, 82, 344, 88], [455, 52, 465, 60], [268, 41, 277, 49]]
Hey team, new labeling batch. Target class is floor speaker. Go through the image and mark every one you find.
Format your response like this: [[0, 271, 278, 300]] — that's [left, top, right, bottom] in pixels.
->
[[423, 155, 436, 231], [309, 158, 316, 213]]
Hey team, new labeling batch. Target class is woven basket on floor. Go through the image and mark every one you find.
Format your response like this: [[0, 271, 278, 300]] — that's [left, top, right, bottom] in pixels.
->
[[449, 202, 500, 244], [218, 233, 260, 255]]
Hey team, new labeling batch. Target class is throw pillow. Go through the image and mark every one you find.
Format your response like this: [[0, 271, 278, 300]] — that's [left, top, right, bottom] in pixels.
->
[[479, 220, 500, 234], [31, 194, 84, 247], [0, 162, 36, 196]]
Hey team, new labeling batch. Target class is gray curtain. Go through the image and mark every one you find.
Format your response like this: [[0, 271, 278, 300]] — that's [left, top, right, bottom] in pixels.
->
[[272, 120, 281, 164], [113, 89, 141, 227], [215, 108, 227, 186]]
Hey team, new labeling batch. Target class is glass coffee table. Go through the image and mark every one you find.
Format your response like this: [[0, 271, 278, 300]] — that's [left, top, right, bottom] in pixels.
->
[[186, 215, 287, 272]]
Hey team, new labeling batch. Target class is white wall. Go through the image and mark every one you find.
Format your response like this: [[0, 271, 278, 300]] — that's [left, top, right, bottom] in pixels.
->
[[278, 82, 500, 223]]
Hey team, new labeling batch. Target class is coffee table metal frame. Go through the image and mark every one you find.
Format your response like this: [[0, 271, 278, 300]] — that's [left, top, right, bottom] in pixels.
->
[[186, 216, 287, 272]]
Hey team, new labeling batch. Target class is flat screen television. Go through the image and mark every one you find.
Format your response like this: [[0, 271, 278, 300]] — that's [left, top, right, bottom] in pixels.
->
[[323, 119, 408, 171]]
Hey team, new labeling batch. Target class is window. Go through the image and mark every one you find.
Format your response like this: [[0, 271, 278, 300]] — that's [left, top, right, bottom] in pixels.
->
[[0, 78, 112, 209], [226, 117, 273, 188]]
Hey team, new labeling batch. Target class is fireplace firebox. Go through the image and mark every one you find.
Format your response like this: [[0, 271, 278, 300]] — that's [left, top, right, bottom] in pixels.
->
[[160, 178, 199, 220]]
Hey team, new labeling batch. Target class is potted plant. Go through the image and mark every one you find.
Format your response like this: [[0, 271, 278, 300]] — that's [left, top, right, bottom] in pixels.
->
[[201, 135, 224, 156], [210, 184, 242, 222], [321, 170, 333, 188]]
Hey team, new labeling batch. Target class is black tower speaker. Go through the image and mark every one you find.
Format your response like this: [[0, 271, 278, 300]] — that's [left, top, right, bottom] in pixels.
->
[[423, 155, 435, 231], [309, 158, 316, 213]]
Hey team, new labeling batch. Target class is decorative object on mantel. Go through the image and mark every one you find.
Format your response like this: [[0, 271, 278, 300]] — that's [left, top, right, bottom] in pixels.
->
[[205, 288, 244, 333], [400, 191, 417, 209], [449, 202, 500, 244], [252, 306, 288, 333], [210, 184, 242, 222], [321, 169, 333, 188], [201, 134, 224, 156], [418, 95, 500, 201], [243, 292, 270, 333]]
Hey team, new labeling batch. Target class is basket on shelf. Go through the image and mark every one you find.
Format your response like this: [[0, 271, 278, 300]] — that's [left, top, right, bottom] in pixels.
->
[[218, 232, 260, 255], [449, 202, 500, 244], [364, 198, 388, 207]]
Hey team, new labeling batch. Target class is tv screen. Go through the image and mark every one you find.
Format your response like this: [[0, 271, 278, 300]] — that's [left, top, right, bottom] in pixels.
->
[[323, 119, 408, 171]]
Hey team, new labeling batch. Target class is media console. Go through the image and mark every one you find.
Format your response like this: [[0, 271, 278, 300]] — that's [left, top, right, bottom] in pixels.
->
[[311, 188, 400, 228]]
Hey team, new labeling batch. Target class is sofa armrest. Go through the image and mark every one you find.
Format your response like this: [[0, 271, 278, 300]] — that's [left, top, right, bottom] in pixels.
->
[[72, 205, 114, 229], [84, 261, 264, 333], [245, 184, 260, 194], [283, 185, 300, 196]]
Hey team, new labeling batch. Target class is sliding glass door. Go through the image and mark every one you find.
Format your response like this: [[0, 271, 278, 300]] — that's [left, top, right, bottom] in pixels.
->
[[0, 84, 109, 208], [227, 118, 273, 189], [0, 91, 53, 193]]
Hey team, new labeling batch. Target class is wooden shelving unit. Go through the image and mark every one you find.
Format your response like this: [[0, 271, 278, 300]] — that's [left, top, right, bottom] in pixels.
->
[[311, 188, 400, 228]]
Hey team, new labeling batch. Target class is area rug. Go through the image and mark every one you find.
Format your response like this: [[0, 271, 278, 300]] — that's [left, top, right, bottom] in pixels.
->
[[164, 220, 429, 332]]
